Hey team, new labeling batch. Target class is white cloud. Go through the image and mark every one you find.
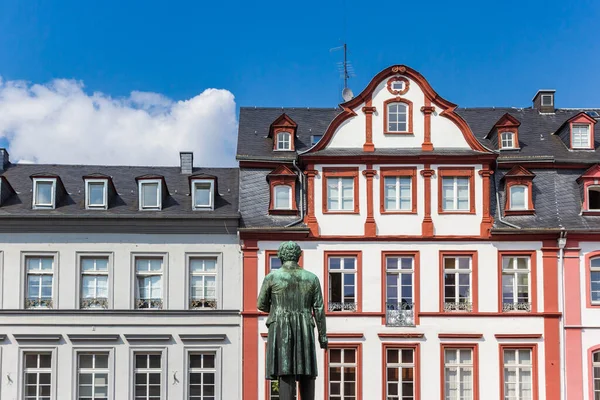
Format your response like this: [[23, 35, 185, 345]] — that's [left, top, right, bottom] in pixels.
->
[[0, 77, 238, 167]]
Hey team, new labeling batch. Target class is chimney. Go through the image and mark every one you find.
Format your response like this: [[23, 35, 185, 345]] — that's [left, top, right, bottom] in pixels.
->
[[532, 90, 555, 113], [0, 149, 8, 172], [180, 151, 193, 174]]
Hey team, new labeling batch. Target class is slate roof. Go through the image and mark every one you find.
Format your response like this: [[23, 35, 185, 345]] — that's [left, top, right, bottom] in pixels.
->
[[0, 163, 239, 219]]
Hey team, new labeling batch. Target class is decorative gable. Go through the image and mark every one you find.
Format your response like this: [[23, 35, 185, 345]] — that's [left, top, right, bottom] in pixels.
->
[[268, 113, 298, 151], [486, 113, 521, 150], [266, 165, 297, 214], [501, 166, 535, 215], [577, 164, 600, 214], [554, 112, 596, 150]]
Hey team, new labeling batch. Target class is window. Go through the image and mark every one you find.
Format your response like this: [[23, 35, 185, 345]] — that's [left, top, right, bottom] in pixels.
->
[[135, 258, 163, 309], [25, 256, 54, 309], [189, 257, 217, 309], [326, 177, 354, 212], [501, 132, 515, 149], [442, 177, 469, 211], [139, 181, 161, 210], [24, 352, 52, 400], [77, 353, 109, 400], [541, 94, 553, 106], [311, 135, 322, 146], [327, 347, 358, 400], [273, 185, 292, 210], [33, 179, 56, 209], [391, 80, 405, 91], [509, 185, 527, 210], [502, 349, 533, 400], [192, 180, 214, 210], [588, 186, 600, 211], [592, 351, 600, 400], [384, 176, 411, 211], [385, 347, 416, 400], [86, 180, 107, 209], [443, 348, 474, 400], [572, 124, 591, 148], [590, 257, 600, 305], [385, 255, 415, 326], [276, 132, 291, 150], [269, 254, 282, 271], [387, 103, 408, 132], [328, 256, 357, 312], [502, 256, 531, 312], [81, 257, 109, 309], [443, 256, 473, 312], [134, 353, 162, 400], [188, 352, 217, 400]]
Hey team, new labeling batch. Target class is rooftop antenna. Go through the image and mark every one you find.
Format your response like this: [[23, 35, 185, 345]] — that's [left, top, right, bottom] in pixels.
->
[[331, 43, 355, 102]]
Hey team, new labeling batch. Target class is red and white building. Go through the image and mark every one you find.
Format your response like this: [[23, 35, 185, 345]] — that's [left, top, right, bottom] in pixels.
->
[[234, 65, 600, 400]]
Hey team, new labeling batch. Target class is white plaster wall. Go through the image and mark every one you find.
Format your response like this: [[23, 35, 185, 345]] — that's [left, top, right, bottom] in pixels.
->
[[0, 233, 242, 399], [326, 106, 366, 149], [430, 164, 483, 236], [430, 103, 471, 149]]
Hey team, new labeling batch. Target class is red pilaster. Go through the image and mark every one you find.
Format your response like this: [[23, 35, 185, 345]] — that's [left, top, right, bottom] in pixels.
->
[[420, 166, 435, 237], [421, 101, 435, 151], [563, 240, 583, 400], [304, 166, 319, 237], [541, 241, 561, 400], [363, 166, 377, 237], [362, 96, 376, 152], [242, 239, 259, 400]]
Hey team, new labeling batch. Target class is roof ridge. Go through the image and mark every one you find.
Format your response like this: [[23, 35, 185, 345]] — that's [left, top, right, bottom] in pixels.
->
[[239, 106, 341, 111]]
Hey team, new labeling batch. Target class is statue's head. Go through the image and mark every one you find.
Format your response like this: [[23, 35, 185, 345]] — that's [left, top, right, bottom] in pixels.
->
[[277, 241, 302, 263]]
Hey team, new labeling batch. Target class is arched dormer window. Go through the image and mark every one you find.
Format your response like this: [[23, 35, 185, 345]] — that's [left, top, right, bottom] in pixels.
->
[[500, 132, 516, 149], [276, 132, 291, 151], [384, 98, 413, 135], [273, 185, 292, 210]]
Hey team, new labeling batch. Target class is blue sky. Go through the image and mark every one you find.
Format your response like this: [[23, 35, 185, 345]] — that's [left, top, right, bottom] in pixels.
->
[[0, 0, 599, 165]]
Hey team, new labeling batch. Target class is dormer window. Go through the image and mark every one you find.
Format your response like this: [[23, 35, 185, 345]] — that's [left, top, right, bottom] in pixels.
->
[[588, 186, 600, 211], [541, 94, 553, 106], [33, 179, 56, 209], [192, 179, 214, 210], [273, 185, 292, 210], [267, 165, 298, 215], [276, 132, 291, 151], [509, 185, 527, 210], [85, 180, 107, 210], [500, 132, 516, 149], [139, 180, 161, 210], [501, 166, 535, 216], [572, 124, 591, 149]]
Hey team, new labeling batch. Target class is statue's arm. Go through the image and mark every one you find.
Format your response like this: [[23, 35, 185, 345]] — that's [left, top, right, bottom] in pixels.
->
[[257, 276, 271, 313], [312, 278, 328, 349]]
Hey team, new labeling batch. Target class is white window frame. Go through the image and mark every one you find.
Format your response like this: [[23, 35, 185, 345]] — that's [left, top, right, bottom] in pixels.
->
[[326, 177, 355, 212], [443, 348, 474, 400], [327, 347, 358, 400], [590, 257, 600, 305], [130, 348, 167, 400], [186, 253, 222, 310], [587, 185, 600, 211], [32, 178, 57, 209], [391, 80, 405, 91], [191, 179, 214, 211], [131, 253, 168, 310], [21, 252, 59, 309], [328, 256, 357, 312], [72, 348, 115, 400], [184, 347, 222, 400], [76, 252, 113, 309], [509, 185, 528, 210], [441, 177, 470, 211], [572, 124, 591, 149], [138, 179, 162, 210], [502, 349, 533, 400], [269, 254, 282, 271], [443, 256, 472, 308], [385, 256, 414, 306], [385, 347, 415, 400], [501, 256, 531, 311], [19, 347, 58, 400], [276, 132, 291, 151], [387, 102, 408, 132], [273, 185, 292, 210], [500, 132, 515, 149], [541, 94, 553, 106], [85, 179, 108, 210], [384, 176, 412, 211], [593, 351, 600, 399]]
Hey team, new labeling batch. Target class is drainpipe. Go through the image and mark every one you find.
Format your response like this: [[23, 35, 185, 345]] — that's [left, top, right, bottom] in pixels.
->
[[285, 159, 305, 227], [493, 161, 521, 229], [557, 229, 567, 400]]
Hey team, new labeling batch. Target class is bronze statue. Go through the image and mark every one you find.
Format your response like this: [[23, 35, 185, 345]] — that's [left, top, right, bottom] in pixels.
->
[[257, 241, 327, 400]]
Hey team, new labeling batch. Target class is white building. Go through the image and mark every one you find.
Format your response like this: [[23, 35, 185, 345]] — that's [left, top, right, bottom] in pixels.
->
[[0, 150, 242, 399]]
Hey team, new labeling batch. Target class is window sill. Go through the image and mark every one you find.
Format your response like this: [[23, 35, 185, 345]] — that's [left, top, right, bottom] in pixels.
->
[[384, 131, 413, 135], [380, 210, 417, 215], [582, 210, 600, 216], [323, 210, 360, 215], [438, 210, 476, 215], [504, 209, 535, 216], [499, 147, 520, 151], [269, 208, 298, 216]]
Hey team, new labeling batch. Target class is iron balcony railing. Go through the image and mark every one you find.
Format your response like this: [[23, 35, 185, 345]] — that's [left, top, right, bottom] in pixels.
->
[[136, 298, 163, 309], [328, 302, 357, 312], [190, 299, 217, 309], [502, 302, 532, 312], [443, 301, 473, 312], [385, 302, 415, 327], [80, 297, 109, 309], [25, 298, 53, 309]]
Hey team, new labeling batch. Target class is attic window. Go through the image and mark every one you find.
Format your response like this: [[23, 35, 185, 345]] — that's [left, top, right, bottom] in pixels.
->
[[572, 124, 591, 149], [588, 186, 600, 211], [500, 132, 515, 149], [391, 80, 405, 91], [541, 94, 553, 106], [192, 179, 214, 210], [85, 180, 108, 210], [387, 103, 408, 133], [33, 179, 56, 209], [276, 132, 291, 151], [139, 180, 161, 210], [509, 185, 527, 210]]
